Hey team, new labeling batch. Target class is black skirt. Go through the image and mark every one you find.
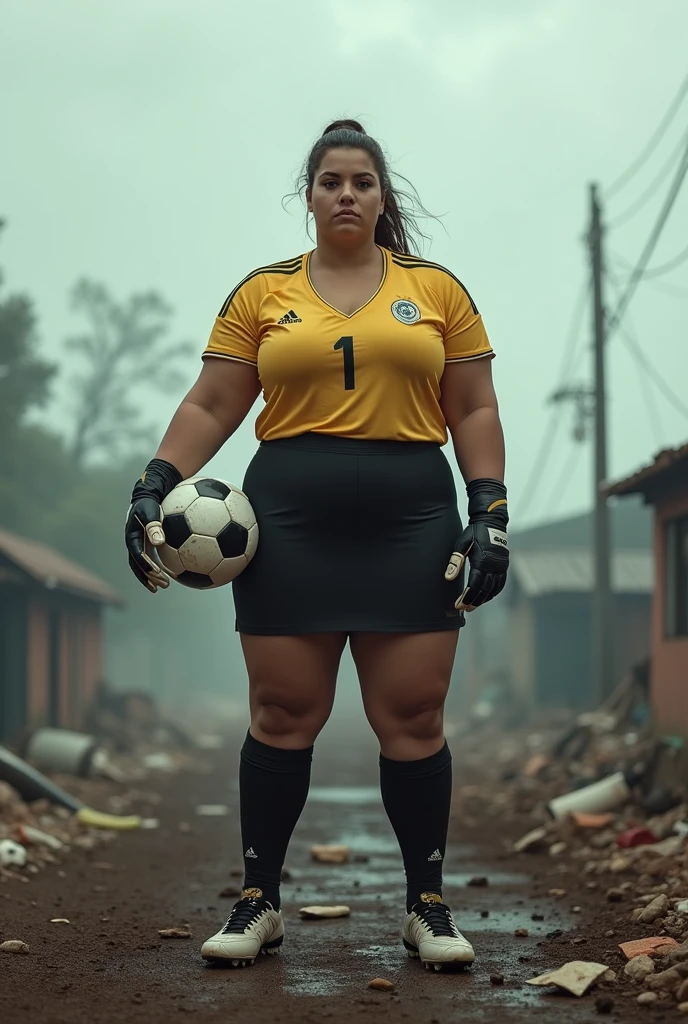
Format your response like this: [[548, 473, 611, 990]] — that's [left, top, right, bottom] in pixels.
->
[[233, 433, 466, 634]]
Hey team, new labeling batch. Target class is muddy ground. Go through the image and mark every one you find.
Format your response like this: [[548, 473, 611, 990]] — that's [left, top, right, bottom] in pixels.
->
[[0, 720, 669, 1023]]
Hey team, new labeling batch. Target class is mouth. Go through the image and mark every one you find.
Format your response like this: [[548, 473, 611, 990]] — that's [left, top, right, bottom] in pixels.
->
[[335, 210, 360, 219]]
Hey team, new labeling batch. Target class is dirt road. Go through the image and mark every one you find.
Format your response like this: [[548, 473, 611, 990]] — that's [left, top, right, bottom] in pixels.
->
[[0, 721, 642, 1023]]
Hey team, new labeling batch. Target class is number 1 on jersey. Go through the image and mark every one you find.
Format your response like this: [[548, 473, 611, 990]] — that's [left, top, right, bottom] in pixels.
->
[[334, 336, 355, 390]]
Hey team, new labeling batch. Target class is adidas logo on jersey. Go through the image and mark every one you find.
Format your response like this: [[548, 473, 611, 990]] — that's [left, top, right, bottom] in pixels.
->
[[244, 847, 258, 859], [427, 849, 443, 862], [277, 309, 302, 324]]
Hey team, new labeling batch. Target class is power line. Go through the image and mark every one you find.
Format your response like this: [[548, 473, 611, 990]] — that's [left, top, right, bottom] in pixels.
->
[[609, 249, 688, 298], [606, 269, 665, 445], [512, 281, 588, 521], [608, 126, 688, 229], [543, 441, 583, 518], [606, 135, 688, 337], [616, 322, 688, 422], [643, 239, 688, 278], [605, 69, 688, 199]]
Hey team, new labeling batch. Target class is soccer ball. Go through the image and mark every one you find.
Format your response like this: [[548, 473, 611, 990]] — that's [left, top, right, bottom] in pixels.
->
[[156, 477, 258, 590]]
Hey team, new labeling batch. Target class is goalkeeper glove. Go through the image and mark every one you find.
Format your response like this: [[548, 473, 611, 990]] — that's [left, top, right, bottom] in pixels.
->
[[444, 478, 509, 611], [125, 458, 182, 593]]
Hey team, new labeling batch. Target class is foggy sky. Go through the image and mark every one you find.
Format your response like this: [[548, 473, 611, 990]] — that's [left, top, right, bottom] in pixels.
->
[[2, 0, 687, 528]]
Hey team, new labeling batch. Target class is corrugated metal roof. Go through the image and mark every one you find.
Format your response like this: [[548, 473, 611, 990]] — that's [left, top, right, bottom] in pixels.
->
[[510, 549, 653, 598], [607, 442, 688, 497], [0, 527, 125, 606]]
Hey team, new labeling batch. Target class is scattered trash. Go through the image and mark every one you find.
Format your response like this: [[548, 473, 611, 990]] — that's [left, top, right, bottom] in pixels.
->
[[0, 940, 29, 954], [141, 753, 176, 772], [513, 827, 548, 853], [515, 928, 529, 937], [158, 928, 192, 939], [195, 805, 229, 817], [548, 889, 567, 899], [299, 905, 351, 919], [636, 991, 658, 1004], [616, 826, 658, 848], [619, 936, 679, 960], [466, 876, 488, 887], [368, 978, 394, 991], [571, 812, 615, 828], [310, 844, 350, 864], [548, 771, 640, 821], [196, 735, 224, 750], [50, 918, 70, 925], [549, 841, 567, 857], [0, 839, 27, 868], [14, 825, 64, 850], [523, 754, 550, 778], [527, 961, 611, 997]]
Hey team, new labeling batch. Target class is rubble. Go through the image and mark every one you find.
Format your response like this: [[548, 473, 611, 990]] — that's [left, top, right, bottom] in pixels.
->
[[527, 961, 611, 997], [310, 844, 350, 864], [299, 905, 351, 919], [623, 955, 655, 981], [368, 978, 394, 991], [0, 940, 29, 954]]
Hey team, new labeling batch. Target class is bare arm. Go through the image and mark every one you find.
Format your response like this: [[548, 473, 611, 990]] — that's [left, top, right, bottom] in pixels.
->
[[155, 358, 261, 477], [439, 358, 505, 483]]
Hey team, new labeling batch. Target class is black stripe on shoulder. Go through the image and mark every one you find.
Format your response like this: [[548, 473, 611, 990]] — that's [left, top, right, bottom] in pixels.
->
[[392, 254, 478, 315], [218, 256, 303, 317]]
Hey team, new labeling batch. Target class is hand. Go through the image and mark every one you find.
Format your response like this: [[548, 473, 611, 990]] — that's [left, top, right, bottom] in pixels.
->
[[444, 478, 509, 612], [125, 497, 170, 593], [124, 458, 182, 593]]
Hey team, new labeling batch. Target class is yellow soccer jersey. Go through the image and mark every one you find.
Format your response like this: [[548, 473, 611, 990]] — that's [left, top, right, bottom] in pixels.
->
[[202, 246, 493, 444]]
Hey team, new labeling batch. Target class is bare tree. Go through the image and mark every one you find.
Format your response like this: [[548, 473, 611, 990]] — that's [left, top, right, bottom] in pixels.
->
[[66, 279, 192, 466]]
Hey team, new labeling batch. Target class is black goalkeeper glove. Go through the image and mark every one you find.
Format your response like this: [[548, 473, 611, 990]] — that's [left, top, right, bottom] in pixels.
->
[[125, 458, 182, 593], [444, 478, 509, 612]]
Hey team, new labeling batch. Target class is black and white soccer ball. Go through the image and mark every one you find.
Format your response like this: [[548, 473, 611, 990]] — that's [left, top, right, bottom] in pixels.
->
[[156, 477, 258, 590]]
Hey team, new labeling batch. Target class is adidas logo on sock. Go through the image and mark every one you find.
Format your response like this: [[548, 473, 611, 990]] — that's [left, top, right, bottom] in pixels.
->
[[244, 847, 258, 859], [277, 309, 302, 324], [427, 849, 443, 862]]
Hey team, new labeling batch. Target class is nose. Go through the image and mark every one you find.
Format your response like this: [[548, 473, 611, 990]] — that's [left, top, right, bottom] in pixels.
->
[[338, 183, 355, 205]]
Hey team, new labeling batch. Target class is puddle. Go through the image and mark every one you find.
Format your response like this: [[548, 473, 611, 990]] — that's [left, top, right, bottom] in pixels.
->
[[443, 871, 530, 887], [308, 785, 383, 805]]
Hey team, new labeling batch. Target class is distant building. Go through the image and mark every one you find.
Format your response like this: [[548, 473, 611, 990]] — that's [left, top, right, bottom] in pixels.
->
[[0, 527, 124, 743], [451, 498, 653, 715], [608, 443, 688, 735]]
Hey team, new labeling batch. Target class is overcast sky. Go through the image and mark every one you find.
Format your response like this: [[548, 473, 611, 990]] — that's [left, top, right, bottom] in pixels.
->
[[2, 0, 687, 529]]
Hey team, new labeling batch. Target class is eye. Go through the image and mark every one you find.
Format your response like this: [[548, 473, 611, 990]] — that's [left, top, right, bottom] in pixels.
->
[[323, 180, 338, 189], [357, 181, 372, 190]]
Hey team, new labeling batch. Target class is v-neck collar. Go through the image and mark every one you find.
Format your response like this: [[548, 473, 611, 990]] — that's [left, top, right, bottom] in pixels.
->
[[305, 246, 388, 320]]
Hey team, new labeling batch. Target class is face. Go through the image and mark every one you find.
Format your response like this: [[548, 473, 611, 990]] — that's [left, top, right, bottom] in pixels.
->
[[307, 148, 385, 245]]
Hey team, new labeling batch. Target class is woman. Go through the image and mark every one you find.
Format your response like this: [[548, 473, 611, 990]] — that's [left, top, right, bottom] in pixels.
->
[[124, 119, 509, 971]]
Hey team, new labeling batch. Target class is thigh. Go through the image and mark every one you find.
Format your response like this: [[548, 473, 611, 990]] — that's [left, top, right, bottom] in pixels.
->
[[241, 632, 347, 747], [350, 631, 459, 723]]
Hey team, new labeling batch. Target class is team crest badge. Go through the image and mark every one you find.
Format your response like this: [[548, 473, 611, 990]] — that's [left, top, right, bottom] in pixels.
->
[[391, 299, 421, 324]]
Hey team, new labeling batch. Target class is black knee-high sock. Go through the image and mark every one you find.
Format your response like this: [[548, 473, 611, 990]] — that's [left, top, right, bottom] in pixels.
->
[[239, 730, 313, 910], [379, 741, 453, 912]]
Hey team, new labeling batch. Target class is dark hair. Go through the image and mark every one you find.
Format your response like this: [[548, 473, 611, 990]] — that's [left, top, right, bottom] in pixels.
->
[[294, 118, 433, 255]]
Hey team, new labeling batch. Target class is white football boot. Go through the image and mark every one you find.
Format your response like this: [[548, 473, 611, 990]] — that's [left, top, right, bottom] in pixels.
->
[[201, 888, 284, 966], [402, 892, 475, 970]]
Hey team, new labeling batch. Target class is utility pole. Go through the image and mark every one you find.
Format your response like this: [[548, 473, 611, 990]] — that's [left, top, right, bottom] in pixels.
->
[[589, 183, 613, 705]]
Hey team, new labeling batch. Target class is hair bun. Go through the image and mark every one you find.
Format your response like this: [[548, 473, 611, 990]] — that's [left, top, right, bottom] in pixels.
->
[[322, 118, 366, 136]]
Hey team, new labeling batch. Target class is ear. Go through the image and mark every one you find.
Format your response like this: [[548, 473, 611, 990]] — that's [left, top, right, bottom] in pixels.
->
[[306, 188, 313, 213], [379, 190, 386, 216]]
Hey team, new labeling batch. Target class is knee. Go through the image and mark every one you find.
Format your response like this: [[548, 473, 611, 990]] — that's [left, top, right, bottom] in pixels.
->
[[251, 684, 328, 745], [370, 689, 447, 742]]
